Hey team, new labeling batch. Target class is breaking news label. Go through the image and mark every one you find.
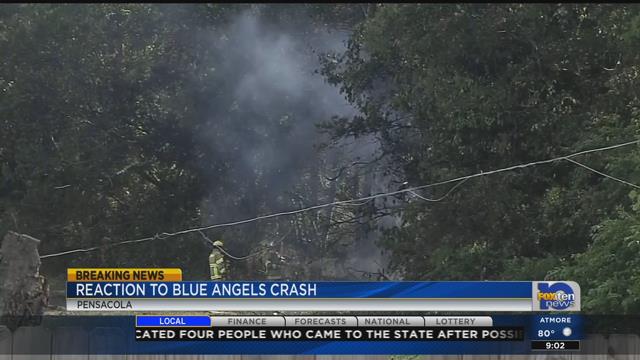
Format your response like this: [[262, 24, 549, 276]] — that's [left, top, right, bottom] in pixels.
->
[[59, 268, 583, 355]]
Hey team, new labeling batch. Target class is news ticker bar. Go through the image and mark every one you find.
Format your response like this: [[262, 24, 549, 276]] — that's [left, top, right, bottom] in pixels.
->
[[65, 269, 582, 312], [135, 326, 525, 342], [133, 315, 579, 346], [136, 315, 494, 327], [2, 315, 583, 355], [131, 315, 582, 342]]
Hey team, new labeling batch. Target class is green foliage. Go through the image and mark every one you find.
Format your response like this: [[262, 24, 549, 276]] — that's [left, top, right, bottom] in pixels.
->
[[550, 191, 640, 313], [0, 5, 226, 276], [3, 4, 640, 313], [0, 4, 368, 281], [324, 3, 640, 305]]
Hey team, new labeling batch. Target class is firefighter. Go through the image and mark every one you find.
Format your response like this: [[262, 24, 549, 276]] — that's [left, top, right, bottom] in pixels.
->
[[208, 240, 227, 280]]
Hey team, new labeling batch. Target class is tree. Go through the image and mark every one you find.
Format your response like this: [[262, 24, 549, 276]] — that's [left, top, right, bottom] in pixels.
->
[[0, 4, 234, 277], [322, 4, 640, 281], [551, 190, 640, 313], [0, 4, 372, 281]]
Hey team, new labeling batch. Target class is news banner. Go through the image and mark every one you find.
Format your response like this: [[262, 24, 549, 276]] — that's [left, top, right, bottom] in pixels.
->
[[61, 268, 583, 355]]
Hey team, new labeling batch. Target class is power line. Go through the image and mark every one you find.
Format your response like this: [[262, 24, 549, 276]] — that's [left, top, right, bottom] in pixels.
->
[[408, 178, 471, 202], [39, 139, 640, 259], [562, 157, 640, 189], [39, 234, 171, 259], [197, 230, 272, 261]]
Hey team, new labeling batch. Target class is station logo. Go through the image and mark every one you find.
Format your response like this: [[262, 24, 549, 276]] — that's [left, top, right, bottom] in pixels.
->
[[532, 281, 580, 311]]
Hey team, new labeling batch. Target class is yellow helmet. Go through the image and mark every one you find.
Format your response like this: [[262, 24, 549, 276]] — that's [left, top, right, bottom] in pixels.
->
[[213, 240, 224, 247]]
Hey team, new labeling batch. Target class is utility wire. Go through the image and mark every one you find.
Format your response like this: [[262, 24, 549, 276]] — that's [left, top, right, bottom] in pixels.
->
[[39, 139, 640, 259], [39, 234, 171, 259], [408, 155, 640, 202], [562, 157, 640, 189], [197, 230, 273, 261], [408, 177, 472, 202]]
